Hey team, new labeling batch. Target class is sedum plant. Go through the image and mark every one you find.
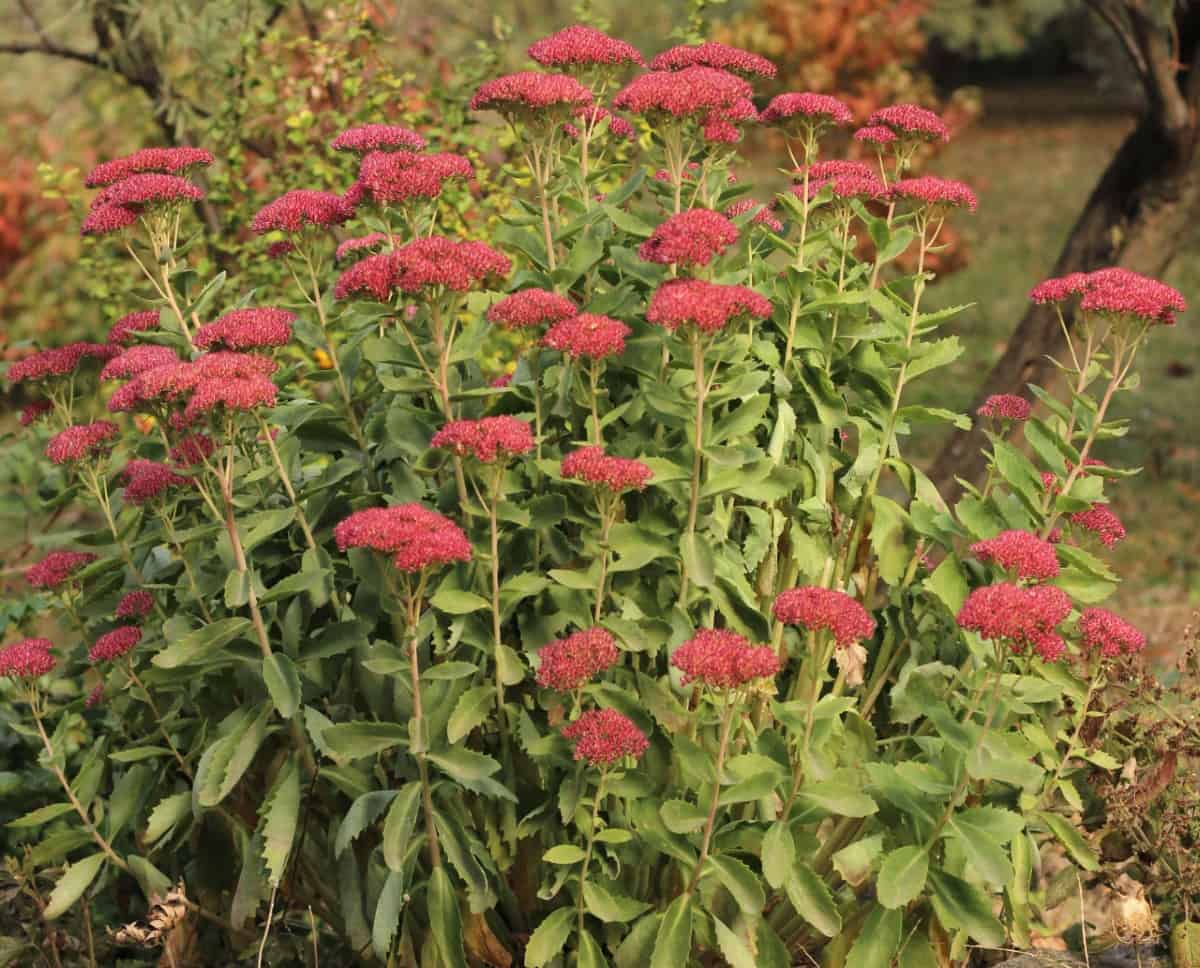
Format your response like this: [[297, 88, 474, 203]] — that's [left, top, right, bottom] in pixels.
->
[[0, 22, 1186, 968]]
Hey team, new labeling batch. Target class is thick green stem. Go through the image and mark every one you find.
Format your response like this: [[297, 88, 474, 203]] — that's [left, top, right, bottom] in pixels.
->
[[685, 697, 736, 896]]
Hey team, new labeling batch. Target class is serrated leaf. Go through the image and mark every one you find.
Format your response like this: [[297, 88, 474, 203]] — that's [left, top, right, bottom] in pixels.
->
[[1038, 811, 1099, 871], [380, 784, 421, 872], [660, 799, 707, 834], [584, 881, 650, 923], [7, 803, 74, 828], [322, 722, 408, 761], [43, 853, 105, 920], [144, 792, 191, 844], [371, 869, 407, 961], [762, 821, 795, 889], [650, 894, 692, 968], [427, 865, 468, 968], [845, 904, 900, 968], [260, 756, 300, 886], [429, 587, 489, 614], [154, 617, 250, 668], [785, 863, 841, 937], [447, 685, 494, 744], [927, 868, 1005, 944], [335, 791, 397, 857], [877, 845, 928, 909], [680, 532, 715, 589], [709, 854, 764, 915], [712, 915, 757, 968], [525, 907, 574, 968], [578, 929, 610, 968], [263, 653, 302, 719]]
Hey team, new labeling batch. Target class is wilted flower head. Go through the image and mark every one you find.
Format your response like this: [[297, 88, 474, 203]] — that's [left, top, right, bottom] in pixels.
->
[[101, 345, 180, 381], [614, 66, 752, 124], [542, 313, 630, 360], [761, 92, 852, 127], [561, 446, 652, 492], [115, 589, 155, 620], [971, 530, 1060, 581], [0, 638, 56, 679], [867, 104, 950, 143], [108, 310, 161, 345], [853, 125, 898, 146], [469, 72, 593, 119], [431, 416, 535, 463], [334, 503, 472, 572], [121, 459, 189, 504], [639, 209, 738, 267], [1070, 503, 1126, 547], [528, 25, 645, 69], [45, 421, 119, 464], [671, 629, 782, 689], [536, 627, 620, 691], [85, 147, 213, 187], [487, 289, 577, 330], [194, 308, 296, 351], [336, 233, 392, 262], [251, 190, 355, 235], [563, 105, 636, 140], [647, 280, 771, 333], [6, 343, 117, 385], [89, 626, 142, 663], [773, 587, 875, 647], [1077, 608, 1146, 658], [562, 708, 649, 766], [184, 376, 277, 420], [890, 177, 977, 212], [19, 400, 53, 426], [650, 41, 776, 78], [724, 198, 783, 232], [956, 582, 1072, 657], [27, 550, 98, 589], [347, 151, 473, 206], [977, 394, 1031, 422], [331, 124, 426, 154]]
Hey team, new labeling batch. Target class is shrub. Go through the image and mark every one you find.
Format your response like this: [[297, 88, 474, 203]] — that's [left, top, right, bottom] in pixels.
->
[[0, 22, 1184, 967]]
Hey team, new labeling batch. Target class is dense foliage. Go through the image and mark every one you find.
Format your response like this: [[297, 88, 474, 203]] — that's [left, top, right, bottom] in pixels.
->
[[0, 21, 1187, 967]]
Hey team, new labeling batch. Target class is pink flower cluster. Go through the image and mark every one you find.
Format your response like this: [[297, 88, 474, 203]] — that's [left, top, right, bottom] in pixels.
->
[[336, 233, 392, 261], [639, 209, 738, 267], [85, 147, 213, 187], [27, 550, 98, 589], [46, 421, 119, 464], [430, 416, 535, 463], [0, 638, 56, 679], [470, 72, 593, 115], [101, 345, 180, 380], [671, 629, 781, 689], [563, 106, 635, 141], [109, 351, 277, 414], [614, 67, 752, 126], [542, 313, 630, 359], [185, 376, 277, 420], [794, 171, 887, 203], [115, 589, 155, 620], [956, 583, 1072, 660], [347, 151, 473, 206], [19, 401, 52, 426], [773, 587, 875, 646], [251, 190, 355, 235], [647, 279, 772, 333], [650, 42, 776, 78], [487, 289, 577, 330], [1030, 267, 1185, 325], [762, 92, 853, 126], [970, 530, 1060, 581], [853, 125, 897, 146], [724, 198, 783, 232], [334, 503, 471, 572], [977, 394, 1031, 421], [335, 238, 511, 301], [194, 308, 296, 351], [331, 124, 426, 153], [891, 177, 977, 212], [528, 25, 645, 69], [1070, 503, 1126, 547], [535, 627, 620, 691], [1077, 607, 1145, 658], [108, 310, 162, 345], [561, 446, 652, 492], [7, 342, 117, 384], [89, 626, 142, 663], [83, 174, 204, 236], [866, 104, 950, 142], [561, 708, 649, 766], [122, 459, 189, 504], [169, 434, 216, 466]]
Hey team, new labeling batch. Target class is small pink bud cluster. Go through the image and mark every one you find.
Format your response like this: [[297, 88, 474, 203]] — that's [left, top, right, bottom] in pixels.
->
[[1069, 503, 1126, 547], [122, 459, 189, 505], [762, 92, 853, 126], [724, 198, 783, 232], [671, 629, 781, 689], [647, 280, 772, 333], [956, 583, 1073, 661], [430, 416, 535, 463], [251, 190, 355, 235], [488, 289, 577, 330], [542, 313, 631, 360], [83, 174, 204, 236], [194, 308, 296, 351], [115, 589, 155, 620], [346, 151, 473, 206], [773, 587, 875, 647], [0, 638, 56, 679], [639, 209, 738, 267], [89, 626, 142, 663], [27, 551, 98, 589], [334, 504, 472, 573], [46, 421, 120, 464], [1077, 608, 1145, 658], [891, 177, 977, 212], [6, 343, 118, 385], [977, 394, 1031, 422], [650, 42, 776, 79], [85, 147, 213, 187], [853, 125, 898, 146], [866, 104, 950, 143], [535, 627, 620, 691], [19, 401, 53, 426], [563, 106, 636, 141], [561, 708, 649, 766], [336, 233, 392, 261], [970, 530, 1059, 581], [470, 72, 594, 116], [561, 446, 652, 492], [528, 25, 645, 69], [108, 310, 161, 345], [331, 124, 426, 153], [1030, 267, 1185, 325]]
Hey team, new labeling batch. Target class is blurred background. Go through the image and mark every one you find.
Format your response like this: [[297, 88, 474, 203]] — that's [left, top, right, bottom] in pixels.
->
[[1, 0, 1196, 654]]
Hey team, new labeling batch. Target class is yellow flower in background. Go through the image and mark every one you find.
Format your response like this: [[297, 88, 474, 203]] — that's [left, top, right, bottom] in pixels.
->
[[313, 349, 334, 370]]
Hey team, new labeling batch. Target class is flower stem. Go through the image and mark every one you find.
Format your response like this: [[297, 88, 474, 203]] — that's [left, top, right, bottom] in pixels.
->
[[401, 573, 441, 869], [678, 331, 708, 607], [124, 660, 193, 779], [685, 697, 735, 896], [593, 494, 614, 624], [157, 510, 214, 623], [577, 769, 608, 938], [588, 359, 603, 445]]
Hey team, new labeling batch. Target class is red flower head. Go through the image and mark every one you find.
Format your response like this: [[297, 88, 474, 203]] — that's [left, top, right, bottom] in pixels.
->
[[1029, 272, 1090, 305], [108, 310, 162, 345], [563, 105, 636, 141], [86, 683, 104, 707], [536, 627, 620, 691], [487, 289, 577, 330], [169, 434, 216, 467], [491, 371, 514, 389], [650, 42, 776, 79], [469, 72, 593, 120], [890, 177, 977, 212], [956, 583, 1073, 657], [27, 550, 98, 589], [251, 190, 355, 235], [977, 394, 1031, 422], [1079, 267, 1186, 325], [89, 626, 142, 663], [266, 241, 296, 259], [528, 25, 645, 69], [762, 92, 852, 127], [970, 530, 1060, 582], [562, 708, 649, 766], [46, 421, 119, 464], [194, 308, 296, 351], [190, 352, 279, 383], [331, 124, 426, 154], [101, 345, 180, 381], [431, 416, 535, 463], [19, 401, 53, 426], [647, 280, 772, 333], [184, 376, 277, 420], [347, 151, 473, 206], [0, 638, 56, 679], [867, 104, 950, 143], [561, 446, 652, 492], [542, 313, 630, 360], [115, 589, 155, 620], [81, 203, 140, 236], [85, 147, 214, 187], [671, 629, 782, 689], [724, 198, 783, 232], [805, 160, 874, 181], [1077, 607, 1146, 658], [336, 238, 512, 302], [7, 343, 118, 385], [613, 67, 753, 124], [334, 503, 472, 573], [773, 587, 875, 647], [333, 252, 397, 302], [1069, 503, 1126, 547], [638, 209, 738, 267], [86, 175, 203, 235], [336, 233, 392, 261], [853, 125, 898, 146], [122, 459, 189, 504]]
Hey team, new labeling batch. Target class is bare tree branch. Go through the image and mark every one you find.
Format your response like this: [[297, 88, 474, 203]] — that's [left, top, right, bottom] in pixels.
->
[[1128, 3, 1192, 135], [1083, 0, 1150, 78], [0, 39, 101, 67]]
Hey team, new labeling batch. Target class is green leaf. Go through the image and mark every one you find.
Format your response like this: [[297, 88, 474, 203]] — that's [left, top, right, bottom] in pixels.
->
[[6, 803, 74, 828], [260, 567, 329, 604], [126, 855, 171, 900], [381, 783, 422, 872], [927, 868, 1005, 945], [877, 845, 928, 909], [947, 813, 1016, 886], [680, 532, 715, 589], [660, 799, 708, 834], [650, 894, 693, 968], [429, 587, 490, 614], [906, 336, 963, 381], [832, 835, 884, 887], [845, 905, 900, 968], [927, 555, 968, 614], [785, 864, 841, 938], [422, 661, 479, 681], [154, 617, 251, 668], [322, 722, 408, 761], [43, 852, 105, 920], [447, 685, 494, 744], [1038, 811, 1099, 871], [427, 865, 468, 968], [108, 746, 174, 763], [544, 844, 587, 864], [335, 791, 397, 857], [427, 748, 500, 783], [263, 653, 302, 719], [712, 915, 758, 968], [260, 756, 301, 886], [797, 782, 877, 818], [371, 869, 407, 961], [709, 854, 765, 915], [194, 703, 272, 807], [712, 395, 770, 445], [584, 881, 650, 923], [604, 203, 653, 237], [762, 821, 795, 890], [144, 791, 191, 844], [525, 907, 575, 968]]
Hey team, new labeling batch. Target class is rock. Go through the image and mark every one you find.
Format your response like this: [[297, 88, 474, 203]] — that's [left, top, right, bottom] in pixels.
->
[[991, 944, 1169, 968]]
